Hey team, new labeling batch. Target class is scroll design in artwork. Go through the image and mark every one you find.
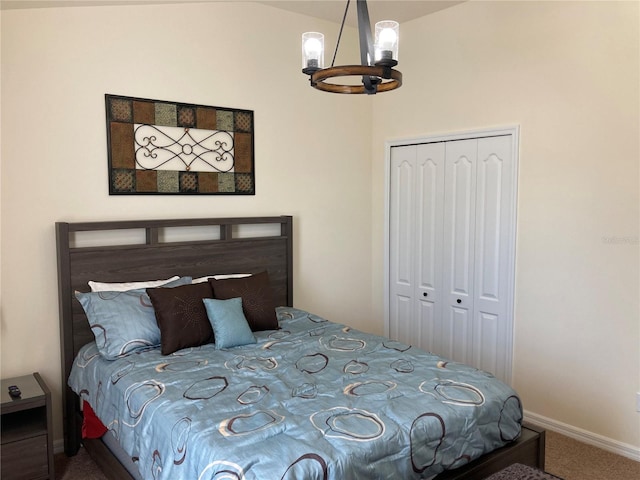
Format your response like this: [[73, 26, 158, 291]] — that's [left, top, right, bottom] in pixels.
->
[[134, 125, 235, 173]]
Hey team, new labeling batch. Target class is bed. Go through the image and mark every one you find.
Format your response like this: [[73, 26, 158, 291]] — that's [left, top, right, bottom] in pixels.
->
[[56, 216, 545, 480]]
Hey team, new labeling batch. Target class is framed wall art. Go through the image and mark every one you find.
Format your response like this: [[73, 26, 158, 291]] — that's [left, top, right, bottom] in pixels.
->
[[105, 94, 255, 195]]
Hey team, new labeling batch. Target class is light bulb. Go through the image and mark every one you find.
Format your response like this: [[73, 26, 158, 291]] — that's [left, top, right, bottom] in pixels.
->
[[304, 38, 322, 57], [374, 21, 399, 64], [378, 28, 397, 50], [301, 32, 324, 71]]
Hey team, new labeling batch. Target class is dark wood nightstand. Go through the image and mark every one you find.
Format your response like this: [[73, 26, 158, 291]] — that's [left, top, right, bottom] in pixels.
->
[[1, 372, 54, 480]]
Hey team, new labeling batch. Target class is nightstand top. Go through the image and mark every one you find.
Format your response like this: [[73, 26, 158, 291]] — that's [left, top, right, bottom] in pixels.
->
[[1, 373, 45, 408]]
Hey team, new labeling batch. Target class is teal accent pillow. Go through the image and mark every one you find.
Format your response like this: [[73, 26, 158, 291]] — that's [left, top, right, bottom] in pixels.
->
[[203, 297, 256, 349], [75, 276, 192, 360]]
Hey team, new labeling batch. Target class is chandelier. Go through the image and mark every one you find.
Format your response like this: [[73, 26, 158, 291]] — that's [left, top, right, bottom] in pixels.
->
[[301, 0, 402, 94]]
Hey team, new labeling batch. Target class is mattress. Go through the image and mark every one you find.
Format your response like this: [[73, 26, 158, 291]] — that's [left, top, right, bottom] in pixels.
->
[[69, 307, 522, 480]]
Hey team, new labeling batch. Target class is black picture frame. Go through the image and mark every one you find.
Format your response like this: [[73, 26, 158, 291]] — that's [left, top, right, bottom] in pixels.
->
[[105, 94, 255, 195]]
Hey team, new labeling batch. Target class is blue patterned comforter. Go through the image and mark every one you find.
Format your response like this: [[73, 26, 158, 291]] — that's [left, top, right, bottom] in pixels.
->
[[69, 307, 522, 480]]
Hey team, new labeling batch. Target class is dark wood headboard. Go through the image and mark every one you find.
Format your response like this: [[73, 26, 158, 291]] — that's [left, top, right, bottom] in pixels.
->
[[56, 216, 293, 455]]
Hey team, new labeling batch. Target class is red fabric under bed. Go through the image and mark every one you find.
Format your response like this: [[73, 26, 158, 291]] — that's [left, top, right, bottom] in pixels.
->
[[82, 400, 108, 439]]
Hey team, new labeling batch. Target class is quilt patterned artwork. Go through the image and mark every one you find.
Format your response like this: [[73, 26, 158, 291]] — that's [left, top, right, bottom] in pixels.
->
[[105, 94, 255, 195]]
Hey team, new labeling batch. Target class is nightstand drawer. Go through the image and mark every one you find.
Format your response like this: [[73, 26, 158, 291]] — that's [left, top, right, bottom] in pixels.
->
[[0, 434, 48, 480]]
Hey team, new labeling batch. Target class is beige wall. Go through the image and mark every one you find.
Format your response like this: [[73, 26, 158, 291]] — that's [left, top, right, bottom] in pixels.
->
[[371, 0, 639, 450], [2, 0, 639, 455], [0, 2, 373, 442]]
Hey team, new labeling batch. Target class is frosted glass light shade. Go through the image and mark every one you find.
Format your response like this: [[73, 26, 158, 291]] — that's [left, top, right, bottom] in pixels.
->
[[302, 32, 324, 71], [374, 21, 399, 63]]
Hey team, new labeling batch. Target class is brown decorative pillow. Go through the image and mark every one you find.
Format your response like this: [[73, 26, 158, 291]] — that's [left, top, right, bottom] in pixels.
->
[[146, 282, 214, 355], [209, 271, 278, 331]]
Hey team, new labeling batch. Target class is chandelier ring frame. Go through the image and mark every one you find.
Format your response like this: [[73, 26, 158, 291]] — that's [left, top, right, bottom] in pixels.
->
[[310, 65, 402, 94]]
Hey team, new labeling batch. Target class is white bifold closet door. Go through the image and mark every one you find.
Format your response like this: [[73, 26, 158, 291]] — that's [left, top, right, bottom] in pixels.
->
[[388, 133, 516, 384]]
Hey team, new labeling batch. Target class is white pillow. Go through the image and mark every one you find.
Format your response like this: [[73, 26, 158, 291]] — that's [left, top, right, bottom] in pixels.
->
[[192, 273, 252, 284], [88, 276, 181, 292]]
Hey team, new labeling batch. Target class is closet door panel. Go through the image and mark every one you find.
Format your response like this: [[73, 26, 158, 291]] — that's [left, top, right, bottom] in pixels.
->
[[415, 143, 445, 351], [475, 311, 499, 374], [416, 143, 445, 300], [475, 156, 502, 301], [391, 294, 415, 345], [473, 135, 513, 380], [389, 146, 415, 296], [418, 299, 436, 353], [474, 136, 512, 304], [443, 140, 477, 300], [442, 139, 477, 364], [447, 306, 471, 365], [389, 146, 416, 345]]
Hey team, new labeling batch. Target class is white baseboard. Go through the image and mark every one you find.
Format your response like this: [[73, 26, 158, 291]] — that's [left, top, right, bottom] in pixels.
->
[[524, 410, 640, 462]]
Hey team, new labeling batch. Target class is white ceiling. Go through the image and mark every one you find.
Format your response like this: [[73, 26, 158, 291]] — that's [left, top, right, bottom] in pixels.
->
[[0, 0, 464, 25], [258, 1, 464, 26]]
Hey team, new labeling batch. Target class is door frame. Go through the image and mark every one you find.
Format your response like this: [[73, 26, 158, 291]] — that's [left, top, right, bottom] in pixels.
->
[[383, 125, 520, 385]]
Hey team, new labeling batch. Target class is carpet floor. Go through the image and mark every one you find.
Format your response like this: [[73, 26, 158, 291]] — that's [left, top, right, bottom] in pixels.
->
[[54, 430, 639, 480], [544, 430, 640, 480], [54, 447, 108, 480]]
